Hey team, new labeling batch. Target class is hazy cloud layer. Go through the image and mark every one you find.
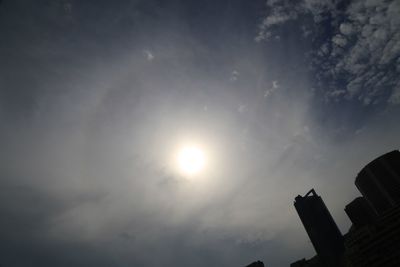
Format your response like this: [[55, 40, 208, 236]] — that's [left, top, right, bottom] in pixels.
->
[[0, 0, 399, 267]]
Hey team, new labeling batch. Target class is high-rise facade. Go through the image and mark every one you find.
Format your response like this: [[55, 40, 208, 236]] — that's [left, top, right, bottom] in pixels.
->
[[344, 150, 400, 267], [355, 150, 400, 214], [344, 197, 377, 228], [294, 189, 344, 266], [344, 204, 400, 267], [290, 150, 400, 267]]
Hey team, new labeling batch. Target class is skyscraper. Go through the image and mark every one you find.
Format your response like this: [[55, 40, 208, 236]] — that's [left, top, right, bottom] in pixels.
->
[[294, 189, 344, 266], [344, 150, 400, 267], [344, 197, 377, 228], [355, 150, 400, 214]]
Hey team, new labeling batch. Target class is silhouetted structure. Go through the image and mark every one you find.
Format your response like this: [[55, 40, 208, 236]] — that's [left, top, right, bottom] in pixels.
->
[[344, 150, 400, 267], [283, 151, 400, 267], [345, 205, 400, 267], [290, 256, 321, 267], [293, 189, 344, 266], [345, 197, 377, 228], [355, 150, 400, 214], [290, 258, 308, 267], [344, 204, 400, 266], [245, 260, 264, 267]]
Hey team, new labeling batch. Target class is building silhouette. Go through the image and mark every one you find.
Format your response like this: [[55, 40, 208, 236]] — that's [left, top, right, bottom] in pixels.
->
[[355, 150, 400, 214], [290, 150, 400, 267], [245, 260, 264, 267], [344, 150, 400, 267], [290, 256, 320, 267], [344, 204, 400, 266], [293, 189, 344, 266], [344, 197, 377, 228]]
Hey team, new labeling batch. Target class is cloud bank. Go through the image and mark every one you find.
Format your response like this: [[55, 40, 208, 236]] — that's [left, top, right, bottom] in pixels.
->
[[257, 0, 400, 105]]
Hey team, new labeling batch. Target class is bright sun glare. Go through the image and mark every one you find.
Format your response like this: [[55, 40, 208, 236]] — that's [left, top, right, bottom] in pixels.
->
[[177, 146, 206, 176]]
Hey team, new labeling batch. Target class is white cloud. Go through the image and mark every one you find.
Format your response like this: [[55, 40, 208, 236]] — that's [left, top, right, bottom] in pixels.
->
[[388, 82, 400, 104], [255, 0, 302, 41], [327, 89, 346, 99], [264, 80, 279, 98], [230, 70, 239, 81], [272, 80, 279, 89], [339, 23, 354, 36], [143, 50, 154, 61], [332, 34, 347, 47], [257, 0, 400, 105], [331, 0, 400, 104]]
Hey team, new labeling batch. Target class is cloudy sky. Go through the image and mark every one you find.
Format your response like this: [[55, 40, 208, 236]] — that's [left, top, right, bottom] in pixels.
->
[[0, 0, 399, 266]]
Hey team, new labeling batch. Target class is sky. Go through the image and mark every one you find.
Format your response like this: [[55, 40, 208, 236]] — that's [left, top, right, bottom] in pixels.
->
[[0, 0, 399, 266]]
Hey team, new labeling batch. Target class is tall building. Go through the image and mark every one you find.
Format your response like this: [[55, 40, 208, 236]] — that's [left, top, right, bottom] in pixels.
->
[[344, 150, 400, 267], [344, 204, 400, 267], [355, 150, 400, 214], [291, 150, 400, 267], [345, 197, 377, 228], [294, 189, 344, 266]]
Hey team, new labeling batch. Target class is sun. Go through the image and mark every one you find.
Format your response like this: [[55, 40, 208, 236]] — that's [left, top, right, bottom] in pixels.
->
[[177, 145, 206, 176]]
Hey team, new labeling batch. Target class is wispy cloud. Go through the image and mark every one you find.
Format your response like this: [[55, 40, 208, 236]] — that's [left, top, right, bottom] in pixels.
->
[[230, 70, 240, 82], [264, 80, 279, 98], [143, 50, 155, 61]]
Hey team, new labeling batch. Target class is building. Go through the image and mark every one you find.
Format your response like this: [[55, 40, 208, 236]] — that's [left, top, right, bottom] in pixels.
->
[[291, 150, 400, 267], [344, 150, 400, 267], [245, 260, 264, 267], [290, 256, 321, 267], [355, 150, 400, 214], [345, 197, 377, 228], [344, 204, 400, 266], [294, 189, 344, 266]]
